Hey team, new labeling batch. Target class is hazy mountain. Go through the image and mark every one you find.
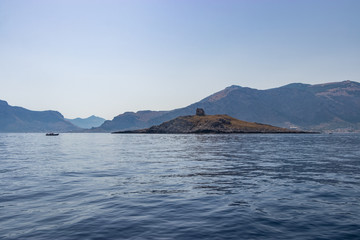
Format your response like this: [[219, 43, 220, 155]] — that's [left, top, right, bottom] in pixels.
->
[[66, 115, 106, 129], [95, 80, 360, 132], [0, 100, 80, 132], [98, 110, 168, 132]]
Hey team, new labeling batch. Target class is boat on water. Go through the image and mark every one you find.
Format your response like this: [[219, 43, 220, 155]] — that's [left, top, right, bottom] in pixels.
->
[[46, 133, 59, 136]]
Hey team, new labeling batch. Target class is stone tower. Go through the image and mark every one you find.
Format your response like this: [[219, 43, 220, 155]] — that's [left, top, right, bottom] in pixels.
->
[[196, 108, 205, 116]]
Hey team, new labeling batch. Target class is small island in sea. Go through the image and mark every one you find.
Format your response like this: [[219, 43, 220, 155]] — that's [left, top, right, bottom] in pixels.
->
[[112, 108, 311, 134]]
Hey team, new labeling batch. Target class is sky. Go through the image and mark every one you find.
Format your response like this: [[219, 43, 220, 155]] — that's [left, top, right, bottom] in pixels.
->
[[1, 0, 360, 119]]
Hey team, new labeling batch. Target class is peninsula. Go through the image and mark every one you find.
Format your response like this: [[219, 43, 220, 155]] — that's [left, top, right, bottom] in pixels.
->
[[112, 109, 308, 134]]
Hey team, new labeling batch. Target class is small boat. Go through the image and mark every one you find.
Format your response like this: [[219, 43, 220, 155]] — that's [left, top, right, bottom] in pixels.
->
[[46, 133, 59, 136]]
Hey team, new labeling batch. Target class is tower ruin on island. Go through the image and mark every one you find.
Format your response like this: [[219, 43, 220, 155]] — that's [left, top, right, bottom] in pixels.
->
[[196, 108, 205, 116]]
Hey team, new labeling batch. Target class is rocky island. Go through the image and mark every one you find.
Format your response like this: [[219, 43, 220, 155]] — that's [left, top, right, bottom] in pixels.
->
[[112, 109, 309, 134]]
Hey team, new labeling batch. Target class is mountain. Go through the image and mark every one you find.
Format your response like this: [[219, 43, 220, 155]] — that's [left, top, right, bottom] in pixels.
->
[[114, 109, 307, 134], [66, 115, 106, 129], [98, 110, 168, 131], [95, 80, 360, 132], [0, 100, 80, 132]]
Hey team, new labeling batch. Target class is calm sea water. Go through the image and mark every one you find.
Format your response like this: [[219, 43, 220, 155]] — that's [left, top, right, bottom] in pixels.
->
[[0, 133, 359, 239]]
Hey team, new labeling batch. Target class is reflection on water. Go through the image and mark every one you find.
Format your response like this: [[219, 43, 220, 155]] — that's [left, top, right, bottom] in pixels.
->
[[0, 133, 360, 239]]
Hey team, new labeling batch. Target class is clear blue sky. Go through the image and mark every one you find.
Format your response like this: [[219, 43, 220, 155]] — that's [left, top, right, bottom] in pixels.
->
[[1, 0, 359, 119]]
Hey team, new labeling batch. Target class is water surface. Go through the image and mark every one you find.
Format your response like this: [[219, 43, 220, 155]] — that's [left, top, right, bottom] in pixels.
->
[[0, 133, 359, 239]]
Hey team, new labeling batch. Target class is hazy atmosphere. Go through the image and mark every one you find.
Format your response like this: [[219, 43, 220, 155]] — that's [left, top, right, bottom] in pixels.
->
[[1, 2, 360, 239], [1, 0, 359, 119]]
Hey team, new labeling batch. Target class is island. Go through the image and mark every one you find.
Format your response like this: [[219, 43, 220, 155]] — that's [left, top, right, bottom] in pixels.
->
[[112, 109, 311, 134]]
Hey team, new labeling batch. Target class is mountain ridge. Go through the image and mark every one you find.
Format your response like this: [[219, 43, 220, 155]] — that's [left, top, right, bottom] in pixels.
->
[[0, 100, 80, 132], [2, 80, 359, 133], [66, 115, 106, 129], [94, 80, 360, 133]]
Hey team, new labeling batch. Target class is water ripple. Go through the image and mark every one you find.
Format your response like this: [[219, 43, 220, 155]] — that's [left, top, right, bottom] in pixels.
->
[[0, 133, 359, 239]]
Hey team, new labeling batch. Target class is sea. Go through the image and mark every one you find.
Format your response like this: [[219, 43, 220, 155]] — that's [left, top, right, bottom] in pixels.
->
[[0, 133, 359, 240]]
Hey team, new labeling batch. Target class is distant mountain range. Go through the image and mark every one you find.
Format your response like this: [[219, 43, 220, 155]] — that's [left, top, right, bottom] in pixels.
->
[[95, 80, 360, 133], [98, 110, 168, 132], [0, 100, 79, 132], [66, 115, 106, 129], [1, 80, 359, 133]]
